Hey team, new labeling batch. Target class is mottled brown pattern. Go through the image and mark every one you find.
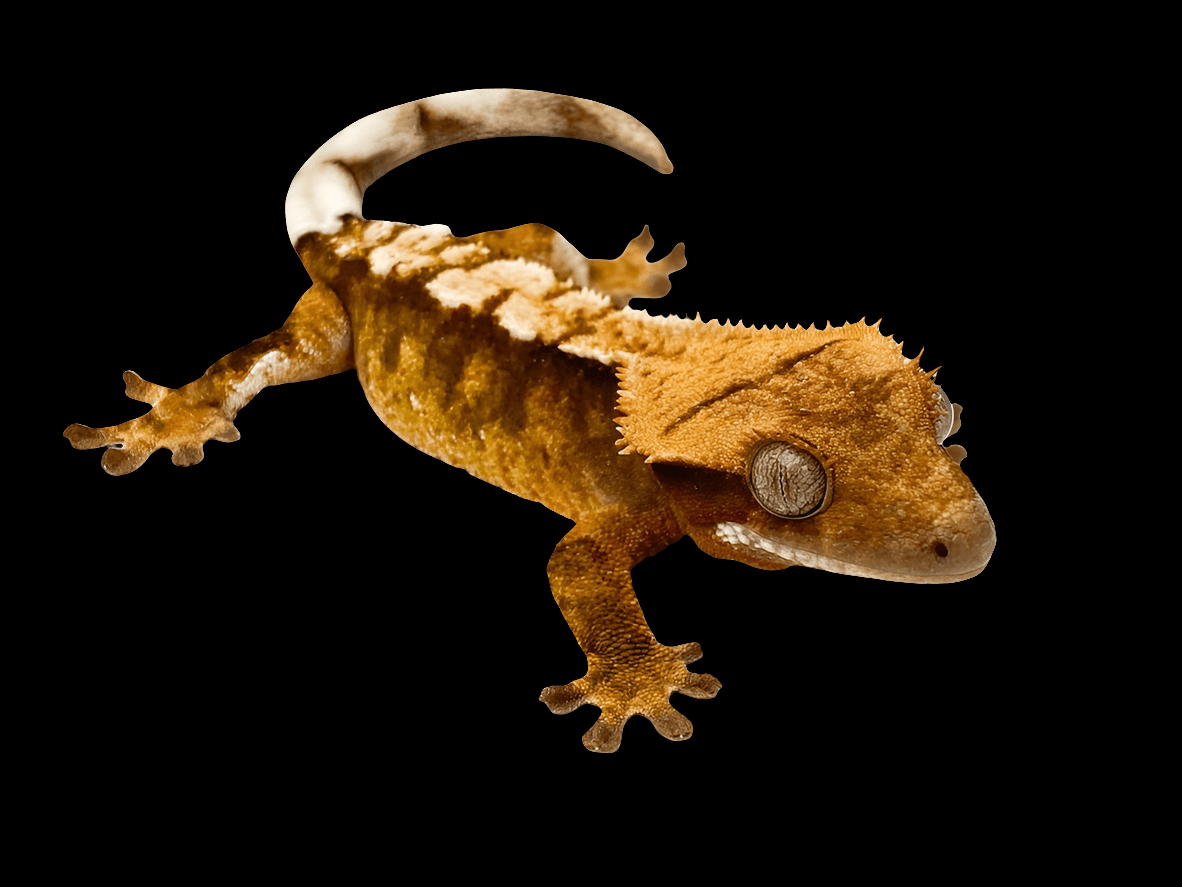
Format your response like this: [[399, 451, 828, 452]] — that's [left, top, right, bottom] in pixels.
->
[[345, 263, 655, 522], [65, 89, 994, 752]]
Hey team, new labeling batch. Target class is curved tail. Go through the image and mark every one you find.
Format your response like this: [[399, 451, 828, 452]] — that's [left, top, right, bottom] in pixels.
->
[[285, 88, 673, 247]]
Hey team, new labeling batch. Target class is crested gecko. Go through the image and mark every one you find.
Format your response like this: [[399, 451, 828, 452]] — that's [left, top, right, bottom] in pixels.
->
[[64, 88, 996, 753]]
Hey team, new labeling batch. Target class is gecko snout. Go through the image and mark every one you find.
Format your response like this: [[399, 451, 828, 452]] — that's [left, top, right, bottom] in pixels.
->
[[923, 492, 996, 583]]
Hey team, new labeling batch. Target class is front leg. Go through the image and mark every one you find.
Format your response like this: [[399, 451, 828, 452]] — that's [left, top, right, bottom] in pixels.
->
[[540, 505, 721, 752], [64, 282, 352, 475]]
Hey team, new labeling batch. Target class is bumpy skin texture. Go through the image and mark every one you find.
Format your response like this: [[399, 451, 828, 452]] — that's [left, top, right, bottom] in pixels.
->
[[64, 89, 995, 752]]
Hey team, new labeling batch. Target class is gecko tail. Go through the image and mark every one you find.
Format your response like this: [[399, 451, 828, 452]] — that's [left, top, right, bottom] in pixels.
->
[[284, 89, 673, 247]]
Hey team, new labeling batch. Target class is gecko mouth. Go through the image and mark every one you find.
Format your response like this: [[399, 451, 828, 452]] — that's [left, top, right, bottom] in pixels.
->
[[713, 516, 996, 584]]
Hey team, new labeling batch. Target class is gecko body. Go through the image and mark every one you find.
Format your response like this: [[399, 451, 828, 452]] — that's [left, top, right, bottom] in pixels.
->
[[65, 89, 995, 752]]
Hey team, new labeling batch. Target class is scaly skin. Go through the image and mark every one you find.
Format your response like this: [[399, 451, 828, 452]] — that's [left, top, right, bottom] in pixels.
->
[[65, 89, 994, 751]]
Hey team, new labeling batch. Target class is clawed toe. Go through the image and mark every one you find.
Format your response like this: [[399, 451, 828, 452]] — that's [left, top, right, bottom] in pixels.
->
[[65, 371, 239, 475], [582, 718, 624, 753], [101, 443, 152, 476], [582, 702, 694, 753], [170, 441, 207, 467], [539, 681, 587, 715], [65, 420, 151, 475], [63, 423, 108, 450], [674, 670, 722, 699], [122, 370, 169, 406], [542, 641, 720, 751], [648, 705, 693, 742]]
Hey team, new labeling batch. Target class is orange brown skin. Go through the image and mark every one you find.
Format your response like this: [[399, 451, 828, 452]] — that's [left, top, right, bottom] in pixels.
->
[[64, 90, 994, 752]]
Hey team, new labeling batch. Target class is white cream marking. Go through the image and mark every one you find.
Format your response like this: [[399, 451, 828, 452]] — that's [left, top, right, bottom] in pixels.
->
[[428, 268, 501, 310], [492, 277, 617, 343], [331, 220, 395, 259], [712, 521, 985, 584], [332, 222, 488, 279], [558, 340, 617, 364], [551, 287, 611, 314], [285, 89, 673, 246], [714, 520, 898, 577], [547, 235, 591, 288], [368, 224, 453, 278], [495, 292, 549, 341], [226, 350, 291, 413], [427, 258, 559, 311], [621, 306, 698, 333], [440, 243, 488, 265]]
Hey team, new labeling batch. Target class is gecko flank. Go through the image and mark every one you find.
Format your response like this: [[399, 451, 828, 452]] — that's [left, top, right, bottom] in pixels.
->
[[65, 88, 996, 752]]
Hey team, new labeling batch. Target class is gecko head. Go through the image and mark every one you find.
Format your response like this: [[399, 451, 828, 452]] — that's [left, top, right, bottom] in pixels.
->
[[617, 320, 995, 584], [661, 422, 996, 584]]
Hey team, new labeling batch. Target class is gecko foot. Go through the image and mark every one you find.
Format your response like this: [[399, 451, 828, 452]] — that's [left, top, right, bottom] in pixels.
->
[[64, 371, 240, 475], [539, 641, 721, 753], [590, 225, 687, 308]]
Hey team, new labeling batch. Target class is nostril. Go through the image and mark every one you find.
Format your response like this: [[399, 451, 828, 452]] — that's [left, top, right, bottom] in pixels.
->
[[934, 541, 949, 558]]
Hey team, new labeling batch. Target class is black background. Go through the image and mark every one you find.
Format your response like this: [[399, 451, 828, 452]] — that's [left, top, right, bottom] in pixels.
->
[[41, 66, 1034, 809]]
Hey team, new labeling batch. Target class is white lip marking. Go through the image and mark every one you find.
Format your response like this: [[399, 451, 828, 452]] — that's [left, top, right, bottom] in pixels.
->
[[713, 521, 985, 584]]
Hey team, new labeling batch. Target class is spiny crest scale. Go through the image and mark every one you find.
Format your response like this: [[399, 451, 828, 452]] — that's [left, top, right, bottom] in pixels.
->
[[615, 312, 940, 462]]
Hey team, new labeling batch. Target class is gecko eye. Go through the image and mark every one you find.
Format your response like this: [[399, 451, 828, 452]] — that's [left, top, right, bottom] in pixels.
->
[[746, 441, 830, 519], [933, 385, 962, 445]]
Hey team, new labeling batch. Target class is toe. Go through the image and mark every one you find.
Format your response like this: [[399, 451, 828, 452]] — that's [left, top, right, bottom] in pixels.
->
[[539, 681, 588, 714], [582, 717, 624, 753], [63, 424, 106, 450], [648, 705, 693, 741], [170, 442, 206, 467], [101, 444, 151, 476], [676, 671, 722, 699]]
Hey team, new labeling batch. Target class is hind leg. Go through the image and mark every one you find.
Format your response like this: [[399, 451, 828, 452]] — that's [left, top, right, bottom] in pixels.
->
[[585, 225, 686, 308], [470, 223, 685, 309], [64, 282, 352, 475]]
